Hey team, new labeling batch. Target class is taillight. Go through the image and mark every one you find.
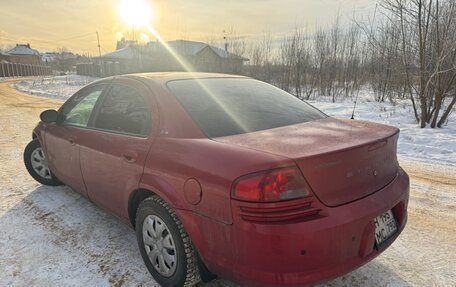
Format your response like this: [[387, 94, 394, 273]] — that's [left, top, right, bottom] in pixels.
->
[[232, 167, 310, 202]]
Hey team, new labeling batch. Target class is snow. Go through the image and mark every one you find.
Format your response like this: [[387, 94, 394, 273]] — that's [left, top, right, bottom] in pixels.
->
[[42, 53, 58, 62], [0, 186, 153, 287], [102, 47, 137, 60], [13, 76, 456, 166], [7, 44, 40, 56], [14, 75, 98, 101], [308, 95, 456, 166]]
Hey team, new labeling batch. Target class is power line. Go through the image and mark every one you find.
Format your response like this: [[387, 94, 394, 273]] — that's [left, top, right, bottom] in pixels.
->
[[53, 32, 96, 43], [0, 31, 111, 55], [0, 32, 98, 45]]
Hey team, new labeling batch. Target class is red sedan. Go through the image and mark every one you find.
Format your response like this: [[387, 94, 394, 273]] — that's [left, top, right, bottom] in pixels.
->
[[24, 73, 409, 287]]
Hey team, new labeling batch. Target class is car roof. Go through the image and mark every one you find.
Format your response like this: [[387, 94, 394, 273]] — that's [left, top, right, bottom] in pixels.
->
[[109, 72, 248, 85]]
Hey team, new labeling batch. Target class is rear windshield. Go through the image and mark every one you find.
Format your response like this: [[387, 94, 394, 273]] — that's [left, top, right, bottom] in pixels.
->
[[167, 78, 327, 138]]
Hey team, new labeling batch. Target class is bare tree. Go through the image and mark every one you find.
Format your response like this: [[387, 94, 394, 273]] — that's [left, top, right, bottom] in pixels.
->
[[380, 0, 456, 127], [237, 1, 456, 127]]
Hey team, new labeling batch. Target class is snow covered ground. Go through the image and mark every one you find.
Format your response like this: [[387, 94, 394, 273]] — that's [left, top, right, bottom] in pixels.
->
[[308, 96, 456, 166], [14, 74, 97, 101], [13, 74, 456, 166]]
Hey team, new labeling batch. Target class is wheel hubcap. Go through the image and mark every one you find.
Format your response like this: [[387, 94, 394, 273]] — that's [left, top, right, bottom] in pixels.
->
[[30, 147, 52, 180], [142, 215, 177, 277]]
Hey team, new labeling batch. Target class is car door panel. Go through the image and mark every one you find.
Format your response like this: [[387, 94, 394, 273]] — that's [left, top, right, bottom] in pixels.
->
[[79, 131, 151, 219], [45, 124, 86, 195], [44, 84, 106, 197], [79, 79, 157, 220]]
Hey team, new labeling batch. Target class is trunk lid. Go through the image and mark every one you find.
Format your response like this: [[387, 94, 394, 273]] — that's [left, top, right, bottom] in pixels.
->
[[215, 117, 399, 206]]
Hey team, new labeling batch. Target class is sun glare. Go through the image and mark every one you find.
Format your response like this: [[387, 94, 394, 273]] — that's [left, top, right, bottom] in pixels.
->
[[117, 0, 153, 27]]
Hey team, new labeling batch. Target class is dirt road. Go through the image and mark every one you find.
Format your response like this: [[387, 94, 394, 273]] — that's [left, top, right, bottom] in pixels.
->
[[0, 79, 455, 287]]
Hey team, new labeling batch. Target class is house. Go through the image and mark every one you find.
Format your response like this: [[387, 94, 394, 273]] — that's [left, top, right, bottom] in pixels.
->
[[42, 51, 79, 72], [7, 44, 41, 65], [98, 40, 248, 75], [116, 38, 138, 50], [42, 52, 58, 63]]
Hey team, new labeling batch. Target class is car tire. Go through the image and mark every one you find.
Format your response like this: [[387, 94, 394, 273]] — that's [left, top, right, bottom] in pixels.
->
[[136, 195, 201, 287], [23, 139, 62, 186]]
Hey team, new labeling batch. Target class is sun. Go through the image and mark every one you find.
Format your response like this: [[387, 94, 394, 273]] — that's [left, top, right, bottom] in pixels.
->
[[117, 0, 153, 27]]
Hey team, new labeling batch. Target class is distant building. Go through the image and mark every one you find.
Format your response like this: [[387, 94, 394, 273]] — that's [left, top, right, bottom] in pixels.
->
[[7, 44, 41, 65], [42, 51, 79, 72], [41, 52, 58, 63], [100, 40, 248, 75], [116, 37, 138, 50]]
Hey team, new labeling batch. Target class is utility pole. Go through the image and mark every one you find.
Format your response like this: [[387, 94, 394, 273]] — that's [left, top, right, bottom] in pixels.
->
[[96, 31, 102, 59], [96, 31, 102, 77], [223, 30, 228, 52]]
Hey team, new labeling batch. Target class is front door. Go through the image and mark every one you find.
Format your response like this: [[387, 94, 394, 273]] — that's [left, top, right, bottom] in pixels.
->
[[78, 79, 157, 219], [44, 84, 106, 196]]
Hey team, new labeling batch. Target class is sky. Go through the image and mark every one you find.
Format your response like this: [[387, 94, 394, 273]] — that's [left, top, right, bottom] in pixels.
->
[[0, 0, 377, 55]]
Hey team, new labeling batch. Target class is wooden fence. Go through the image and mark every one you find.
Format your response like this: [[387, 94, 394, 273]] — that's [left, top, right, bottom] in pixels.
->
[[0, 62, 53, 77], [76, 62, 122, 77]]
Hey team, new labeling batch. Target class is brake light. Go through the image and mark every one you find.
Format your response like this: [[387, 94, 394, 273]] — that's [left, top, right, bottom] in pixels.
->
[[232, 167, 310, 202]]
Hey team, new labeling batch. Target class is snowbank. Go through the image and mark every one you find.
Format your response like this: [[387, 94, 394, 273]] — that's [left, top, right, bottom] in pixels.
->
[[14, 74, 97, 102], [308, 96, 456, 166]]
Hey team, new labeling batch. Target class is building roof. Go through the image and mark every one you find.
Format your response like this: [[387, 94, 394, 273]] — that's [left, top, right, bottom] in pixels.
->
[[42, 53, 57, 62], [60, 51, 78, 60], [150, 40, 247, 60], [101, 46, 138, 60], [42, 51, 78, 62], [7, 44, 40, 56], [101, 40, 247, 61]]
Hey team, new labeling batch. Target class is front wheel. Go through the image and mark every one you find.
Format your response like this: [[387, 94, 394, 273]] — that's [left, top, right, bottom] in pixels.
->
[[136, 195, 201, 287], [23, 139, 62, 186]]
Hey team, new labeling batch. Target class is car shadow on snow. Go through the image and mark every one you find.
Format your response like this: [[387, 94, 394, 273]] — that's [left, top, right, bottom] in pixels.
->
[[0, 185, 411, 287]]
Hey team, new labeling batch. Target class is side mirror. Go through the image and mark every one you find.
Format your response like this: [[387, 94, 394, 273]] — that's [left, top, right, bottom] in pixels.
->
[[40, 109, 58, 123]]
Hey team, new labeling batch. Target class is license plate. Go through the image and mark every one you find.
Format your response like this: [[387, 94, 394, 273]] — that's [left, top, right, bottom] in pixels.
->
[[374, 210, 398, 246]]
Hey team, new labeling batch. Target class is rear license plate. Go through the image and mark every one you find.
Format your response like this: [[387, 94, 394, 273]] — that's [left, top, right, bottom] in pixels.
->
[[374, 210, 398, 246]]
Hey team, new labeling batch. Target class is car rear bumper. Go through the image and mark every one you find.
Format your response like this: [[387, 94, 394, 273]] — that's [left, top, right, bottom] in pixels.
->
[[227, 167, 409, 286]]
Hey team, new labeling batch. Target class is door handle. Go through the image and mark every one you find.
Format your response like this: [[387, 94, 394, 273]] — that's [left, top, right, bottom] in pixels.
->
[[122, 151, 138, 163]]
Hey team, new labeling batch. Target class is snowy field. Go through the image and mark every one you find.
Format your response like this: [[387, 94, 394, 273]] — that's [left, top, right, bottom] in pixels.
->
[[14, 74, 97, 102], [308, 97, 456, 166], [14, 74, 456, 166]]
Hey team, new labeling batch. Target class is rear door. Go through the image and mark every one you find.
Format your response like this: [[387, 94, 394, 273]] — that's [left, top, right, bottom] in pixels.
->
[[44, 84, 106, 196], [78, 79, 157, 219]]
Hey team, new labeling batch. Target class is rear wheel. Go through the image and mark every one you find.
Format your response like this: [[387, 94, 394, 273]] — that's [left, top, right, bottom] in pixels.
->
[[136, 195, 201, 287], [23, 139, 62, 186]]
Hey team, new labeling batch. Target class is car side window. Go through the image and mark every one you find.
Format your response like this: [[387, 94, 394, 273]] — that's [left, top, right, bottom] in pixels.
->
[[93, 84, 151, 136], [61, 85, 104, 127]]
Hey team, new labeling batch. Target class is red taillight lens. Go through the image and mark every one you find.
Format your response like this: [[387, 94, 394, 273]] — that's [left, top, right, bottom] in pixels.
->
[[232, 167, 310, 202]]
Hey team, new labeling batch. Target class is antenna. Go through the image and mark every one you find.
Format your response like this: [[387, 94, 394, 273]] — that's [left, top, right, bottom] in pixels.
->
[[350, 92, 359, 120]]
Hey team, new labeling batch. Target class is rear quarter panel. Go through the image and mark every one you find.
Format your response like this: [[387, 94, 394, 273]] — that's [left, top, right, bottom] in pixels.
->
[[140, 136, 294, 277], [141, 137, 293, 224]]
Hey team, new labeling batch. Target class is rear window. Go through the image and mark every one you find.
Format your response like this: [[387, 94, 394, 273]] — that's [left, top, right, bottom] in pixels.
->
[[167, 78, 327, 138]]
